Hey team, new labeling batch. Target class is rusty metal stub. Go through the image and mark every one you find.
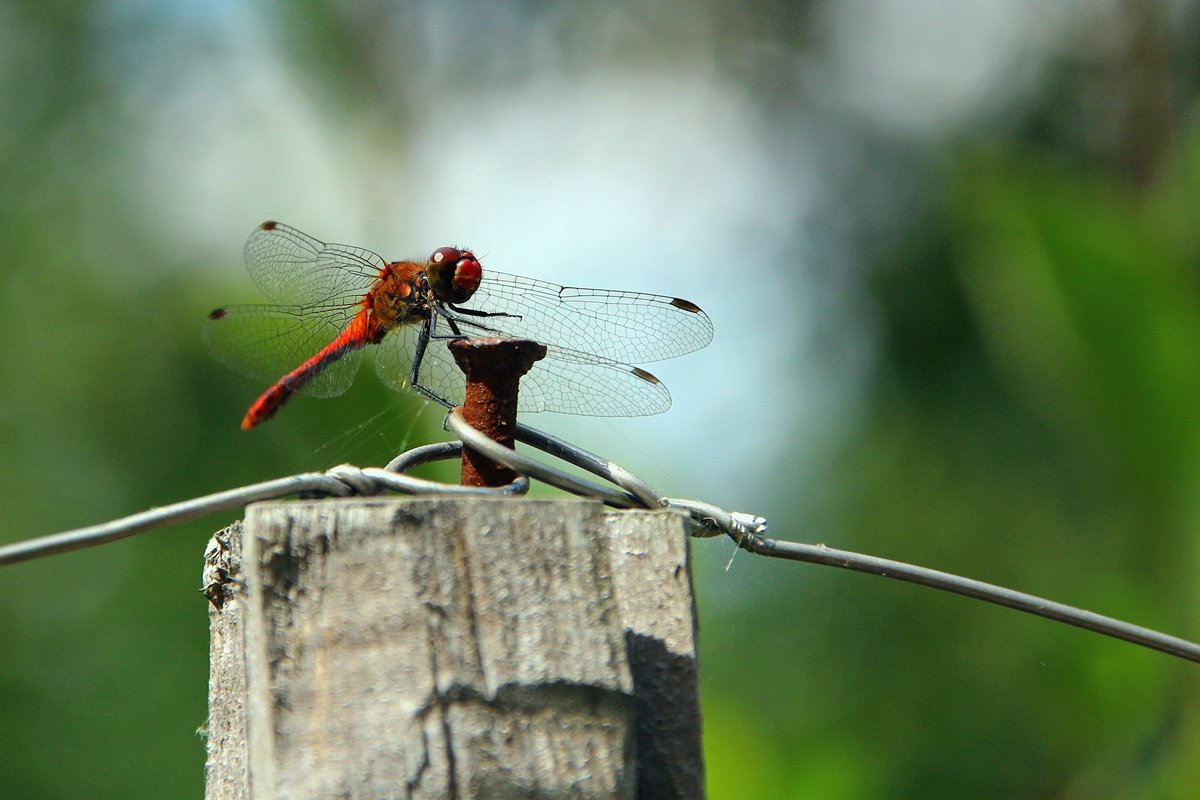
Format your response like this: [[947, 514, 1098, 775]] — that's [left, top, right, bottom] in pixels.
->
[[449, 337, 547, 487]]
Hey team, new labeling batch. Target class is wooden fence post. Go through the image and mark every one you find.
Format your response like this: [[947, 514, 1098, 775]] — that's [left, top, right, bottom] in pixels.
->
[[203, 496, 703, 799]]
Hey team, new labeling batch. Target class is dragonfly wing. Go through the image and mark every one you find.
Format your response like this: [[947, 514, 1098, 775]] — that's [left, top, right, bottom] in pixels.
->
[[243, 221, 388, 306], [517, 344, 672, 416], [203, 304, 363, 397], [465, 272, 714, 364], [375, 317, 671, 416]]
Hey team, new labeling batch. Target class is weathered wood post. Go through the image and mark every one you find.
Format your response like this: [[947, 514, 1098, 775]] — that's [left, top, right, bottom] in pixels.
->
[[203, 496, 703, 799]]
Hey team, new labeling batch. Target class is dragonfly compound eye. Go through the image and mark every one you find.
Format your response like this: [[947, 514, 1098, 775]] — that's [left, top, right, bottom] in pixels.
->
[[427, 246, 483, 304]]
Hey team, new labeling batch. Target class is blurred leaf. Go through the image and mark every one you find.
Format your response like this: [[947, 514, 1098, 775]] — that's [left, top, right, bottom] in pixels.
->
[[950, 147, 1200, 497]]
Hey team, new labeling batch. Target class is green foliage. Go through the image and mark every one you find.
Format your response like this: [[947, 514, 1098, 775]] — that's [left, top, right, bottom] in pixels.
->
[[4, 4, 1200, 798], [697, 137, 1200, 798]]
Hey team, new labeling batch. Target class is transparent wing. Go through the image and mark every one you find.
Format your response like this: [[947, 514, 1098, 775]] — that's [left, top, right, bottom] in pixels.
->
[[375, 316, 672, 416], [514, 347, 672, 415], [242, 221, 389, 306], [462, 271, 714, 364], [203, 304, 363, 398]]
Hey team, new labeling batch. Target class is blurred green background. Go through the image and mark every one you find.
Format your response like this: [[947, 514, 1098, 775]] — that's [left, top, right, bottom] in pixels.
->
[[3, 1, 1200, 797]]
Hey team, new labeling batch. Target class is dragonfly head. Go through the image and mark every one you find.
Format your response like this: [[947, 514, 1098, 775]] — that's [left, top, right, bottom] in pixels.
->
[[426, 246, 482, 304]]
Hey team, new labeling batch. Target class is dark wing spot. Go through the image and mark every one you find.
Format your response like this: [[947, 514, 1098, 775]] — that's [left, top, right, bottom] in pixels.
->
[[631, 367, 661, 385], [260, 220, 278, 231], [671, 297, 703, 314], [208, 308, 227, 320]]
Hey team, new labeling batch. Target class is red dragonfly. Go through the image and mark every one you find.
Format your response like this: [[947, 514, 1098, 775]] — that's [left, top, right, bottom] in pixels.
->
[[204, 221, 714, 429]]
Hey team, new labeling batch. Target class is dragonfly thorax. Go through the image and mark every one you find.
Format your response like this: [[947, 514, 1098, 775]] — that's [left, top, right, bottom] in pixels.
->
[[363, 263, 433, 336]]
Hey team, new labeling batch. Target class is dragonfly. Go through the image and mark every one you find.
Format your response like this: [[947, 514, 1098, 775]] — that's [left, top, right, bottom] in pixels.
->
[[204, 221, 714, 429]]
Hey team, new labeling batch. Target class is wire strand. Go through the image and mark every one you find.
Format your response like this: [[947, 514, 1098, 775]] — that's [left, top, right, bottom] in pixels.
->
[[1, 412, 1196, 665], [737, 535, 1200, 663], [0, 473, 352, 566]]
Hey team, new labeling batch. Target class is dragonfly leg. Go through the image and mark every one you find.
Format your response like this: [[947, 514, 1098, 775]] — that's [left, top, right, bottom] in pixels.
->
[[412, 381, 455, 408], [433, 308, 518, 340], [448, 303, 521, 322], [427, 308, 468, 343], [408, 315, 456, 408]]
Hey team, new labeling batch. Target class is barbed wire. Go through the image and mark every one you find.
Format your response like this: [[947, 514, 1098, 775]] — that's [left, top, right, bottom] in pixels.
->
[[1, 410, 1197, 664]]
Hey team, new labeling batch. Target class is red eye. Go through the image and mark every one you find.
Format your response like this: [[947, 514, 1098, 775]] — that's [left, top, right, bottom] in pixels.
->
[[427, 246, 482, 303], [430, 246, 463, 265]]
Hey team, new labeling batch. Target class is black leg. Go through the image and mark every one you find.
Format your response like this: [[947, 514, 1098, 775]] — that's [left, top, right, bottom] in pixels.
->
[[432, 308, 513, 340], [408, 315, 455, 408], [449, 302, 521, 321]]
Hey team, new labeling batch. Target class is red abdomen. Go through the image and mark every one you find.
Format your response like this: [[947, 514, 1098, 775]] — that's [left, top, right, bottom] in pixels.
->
[[241, 312, 374, 429]]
